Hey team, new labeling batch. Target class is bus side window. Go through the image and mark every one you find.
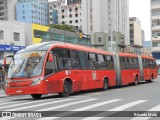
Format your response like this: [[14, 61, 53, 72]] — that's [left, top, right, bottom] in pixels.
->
[[88, 53, 97, 69], [124, 57, 129, 69], [79, 52, 88, 69], [106, 55, 114, 70], [97, 54, 106, 70], [58, 49, 71, 70], [45, 49, 58, 76], [120, 57, 125, 70], [129, 57, 133, 69], [133, 58, 139, 68], [153, 60, 157, 68], [142, 59, 146, 68], [70, 50, 80, 69]]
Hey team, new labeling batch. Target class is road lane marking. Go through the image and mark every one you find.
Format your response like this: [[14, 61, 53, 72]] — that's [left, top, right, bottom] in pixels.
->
[[36, 99, 121, 120], [108, 100, 147, 111], [0, 101, 22, 106], [82, 100, 147, 120], [37, 98, 96, 111], [72, 99, 122, 111], [6, 99, 74, 111], [131, 104, 160, 120]]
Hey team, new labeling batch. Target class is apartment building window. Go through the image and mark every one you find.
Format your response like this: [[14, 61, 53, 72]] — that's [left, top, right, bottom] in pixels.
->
[[62, 10, 64, 12], [108, 36, 111, 41], [69, 20, 72, 24], [75, 20, 78, 23], [14, 32, 20, 41], [75, 7, 78, 11], [62, 21, 65, 24], [69, 14, 72, 18], [69, 9, 72, 12], [153, 42, 158, 47], [62, 15, 65, 18], [75, 14, 78, 17], [98, 37, 101, 42], [0, 30, 3, 40]]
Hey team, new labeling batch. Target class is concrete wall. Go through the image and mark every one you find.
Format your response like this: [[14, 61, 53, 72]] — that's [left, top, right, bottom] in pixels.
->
[[0, 20, 25, 46]]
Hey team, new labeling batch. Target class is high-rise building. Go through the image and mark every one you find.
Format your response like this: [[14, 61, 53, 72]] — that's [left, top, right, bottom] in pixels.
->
[[82, 0, 129, 46], [151, 0, 160, 66], [129, 17, 142, 46], [49, 0, 82, 29], [0, 0, 18, 20], [59, 3, 82, 29], [16, 0, 49, 26], [67, 0, 81, 5], [49, 0, 65, 25], [151, 0, 160, 52]]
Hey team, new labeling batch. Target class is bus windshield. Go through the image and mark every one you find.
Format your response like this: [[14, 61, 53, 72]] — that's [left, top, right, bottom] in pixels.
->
[[8, 51, 46, 78]]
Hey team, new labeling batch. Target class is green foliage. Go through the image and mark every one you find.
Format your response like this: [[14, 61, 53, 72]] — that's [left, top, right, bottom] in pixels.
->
[[50, 24, 75, 32]]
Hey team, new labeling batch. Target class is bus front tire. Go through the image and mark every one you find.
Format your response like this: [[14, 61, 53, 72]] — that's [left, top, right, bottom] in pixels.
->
[[102, 79, 108, 91], [59, 81, 72, 97], [31, 94, 42, 99]]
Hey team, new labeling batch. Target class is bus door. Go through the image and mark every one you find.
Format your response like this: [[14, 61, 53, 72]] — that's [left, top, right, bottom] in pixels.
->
[[78, 52, 88, 90], [119, 57, 130, 85], [45, 51, 59, 93], [70, 50, 82, 92], [87, 53, 101, 89]]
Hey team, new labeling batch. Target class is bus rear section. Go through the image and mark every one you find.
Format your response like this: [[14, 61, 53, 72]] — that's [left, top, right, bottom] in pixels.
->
[[141, 56, 157, 82], [118, 53, 140, 85]]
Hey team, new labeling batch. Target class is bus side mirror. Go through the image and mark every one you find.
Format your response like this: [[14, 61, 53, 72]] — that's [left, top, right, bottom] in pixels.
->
[[48, 53, 54, 62]]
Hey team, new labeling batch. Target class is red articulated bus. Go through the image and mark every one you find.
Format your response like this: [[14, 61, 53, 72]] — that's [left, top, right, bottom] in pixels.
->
[[5, 42, 158, 99]]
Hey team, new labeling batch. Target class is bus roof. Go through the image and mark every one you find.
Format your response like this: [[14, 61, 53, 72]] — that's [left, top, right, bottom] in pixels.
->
[[141, 55, 155, 60], [118, 52, 138, 57], [17, 42, 113, 55]]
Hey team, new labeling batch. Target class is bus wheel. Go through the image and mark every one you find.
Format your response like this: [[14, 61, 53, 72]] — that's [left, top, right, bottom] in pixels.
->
[[59, 81, 71, 97], [102, 79, 108, 91], [31, 94, 42, 99], [133, 76, 138, 85]]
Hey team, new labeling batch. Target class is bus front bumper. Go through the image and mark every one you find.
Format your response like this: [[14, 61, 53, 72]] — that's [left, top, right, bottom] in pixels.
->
[[5, 85, 46, 95]]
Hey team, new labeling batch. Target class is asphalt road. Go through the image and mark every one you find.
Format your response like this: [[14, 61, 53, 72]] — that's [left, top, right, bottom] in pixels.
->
[[0, 76, 160, 120]]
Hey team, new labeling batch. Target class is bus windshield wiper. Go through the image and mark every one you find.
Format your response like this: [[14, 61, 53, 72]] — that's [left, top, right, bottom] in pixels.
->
[[11, 60, 25, 79]]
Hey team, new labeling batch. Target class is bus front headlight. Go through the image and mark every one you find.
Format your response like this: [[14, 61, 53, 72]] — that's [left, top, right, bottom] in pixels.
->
[[32, 77, 44, 86]]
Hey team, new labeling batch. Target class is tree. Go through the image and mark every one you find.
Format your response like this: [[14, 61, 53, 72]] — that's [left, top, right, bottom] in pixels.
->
[[50, 24, 75, 32]]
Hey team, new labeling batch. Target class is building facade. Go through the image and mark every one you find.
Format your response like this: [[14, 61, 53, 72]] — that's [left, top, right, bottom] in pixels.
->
[[60, 3, 82, 29], [90, 32, 125, 53], [67, 0, 81, 5], [0, 0, 18, 20], [25, 24, 91, 46], [49, 0, 65, 25], [129, 17, 142, 46], [151, 0, 160, 52], [16, 0, 49, 26], [82, 0, 129, 47], [0, 20, 25, 64], [151, 0, 160, 67]]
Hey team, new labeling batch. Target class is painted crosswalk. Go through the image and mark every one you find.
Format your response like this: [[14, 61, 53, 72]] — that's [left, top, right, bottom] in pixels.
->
[[0, 96, 159, 120]]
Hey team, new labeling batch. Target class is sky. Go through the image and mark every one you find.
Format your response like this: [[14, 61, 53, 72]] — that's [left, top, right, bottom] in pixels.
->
[[49, 0, 151, 41], [129, 0, 150, 41]]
